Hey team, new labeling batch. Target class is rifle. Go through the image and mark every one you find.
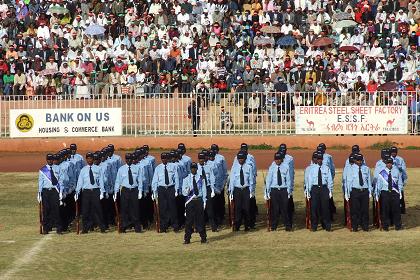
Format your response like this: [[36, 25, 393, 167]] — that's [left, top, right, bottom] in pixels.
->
[[75, 199, 80, 235], [227, 192, 232, 227], [262, 171, 271, 231], [345, 200, 352, 231], [230, 197, 235, 232], [154, 199, 160, 233], [114, 199, 121, 234], [305, 197, 311, 230], [39, 201, 43, 234], [266, 199, 271, 231], [377, 199, 382, 230]]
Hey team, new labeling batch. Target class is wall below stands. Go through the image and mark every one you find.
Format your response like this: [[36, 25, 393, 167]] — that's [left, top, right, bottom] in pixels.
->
[[1, 135, 419, 152]]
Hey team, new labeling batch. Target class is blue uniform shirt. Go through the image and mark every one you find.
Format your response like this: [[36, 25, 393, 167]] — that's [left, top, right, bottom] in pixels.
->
[[214, 153, 228, 188], [392, 155, 407, 185], [182, 173, 207, 204], [265, 161, 291, 196], [228, 162, 256, 194], [99, 161, 112, 194], [233, 153, 257, 178], [114, 164, 143, 193], [152, 163, 180, 193], [180, 154, 192, 174], [345, 164, 372, 197], [207, 159, 224, 193], [323, 153, 335, 179], [375, 166, 403, 198], [70, 153, 85, 178], [305, 164, 333, 193], [198, 162, 216, 192], [303, 162, 316, 193], [270, 154, 294, 191], [145, 155, 156, 172], [76, 164, 105, 195], [38, 164, 62, 193]]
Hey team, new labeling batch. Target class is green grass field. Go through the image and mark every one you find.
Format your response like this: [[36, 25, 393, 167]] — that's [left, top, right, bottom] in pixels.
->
[[1, 170, 420, 280]]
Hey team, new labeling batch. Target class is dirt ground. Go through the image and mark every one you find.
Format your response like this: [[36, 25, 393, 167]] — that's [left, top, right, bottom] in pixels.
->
[[1, 149, 419, 172]]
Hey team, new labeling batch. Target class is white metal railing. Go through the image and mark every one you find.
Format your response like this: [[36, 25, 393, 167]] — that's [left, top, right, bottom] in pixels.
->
[[1, 86, 419, 137]]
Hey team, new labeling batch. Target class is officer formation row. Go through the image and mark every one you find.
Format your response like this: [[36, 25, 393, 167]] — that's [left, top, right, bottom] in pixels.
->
[[38, 142, 407, 243]]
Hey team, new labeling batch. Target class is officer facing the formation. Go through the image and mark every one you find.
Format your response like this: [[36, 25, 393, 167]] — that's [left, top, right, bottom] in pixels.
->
[[182, 163, 207, 244], [75, 152, 106, 234], [69, 143, 85, 177], [114, 153, 144, 233], [375, 157, 404, 231], [390, 146, 408, 214], [152, 153, 180, 232], [38, 154, 63, 234], [210, 144, 228, 225], [197, 152, 216, 231], [264, 152, 292, 231], [229, 151, 256, 231], [344, 154, 372, 232], [304, 152, 333, 232], [178, 143, 192, 173]]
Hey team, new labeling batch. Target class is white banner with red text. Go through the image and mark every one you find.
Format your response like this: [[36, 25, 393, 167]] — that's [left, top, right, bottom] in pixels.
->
[[10, 108, 122, 138], [295, 106, 408, 135]]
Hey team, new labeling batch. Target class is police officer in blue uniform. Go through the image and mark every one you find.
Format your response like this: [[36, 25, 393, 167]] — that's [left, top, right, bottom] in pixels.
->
[[182, 162, 207, 244], [304, 152, 334, 232], [38, 154, 64, 234], [264, 152, 292, 231], [345, 154, 372, 232], [114, 153, 144, 233], [210, 144, 228, 224], [152, 153, 180, 232], [75, 152, 106, 234], [375, 157, 404, 231], [278, 144, 295, 217], [390, 146, 408, 214], [69, 143, 85, 178], [228, 151, 256, 231], [198, 152, 217, 231]]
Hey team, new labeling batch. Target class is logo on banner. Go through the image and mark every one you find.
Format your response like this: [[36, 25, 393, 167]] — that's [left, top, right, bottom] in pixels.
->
[[386, 119, 395, 127], [15, 113, 34, 132]]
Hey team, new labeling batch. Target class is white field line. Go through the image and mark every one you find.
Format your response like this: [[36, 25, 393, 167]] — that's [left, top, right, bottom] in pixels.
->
[[0, 235, 51, 280]]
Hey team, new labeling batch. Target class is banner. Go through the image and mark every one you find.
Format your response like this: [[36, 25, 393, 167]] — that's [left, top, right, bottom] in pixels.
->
[[295, 106, 408, 134], [10, 108, 122, 138]]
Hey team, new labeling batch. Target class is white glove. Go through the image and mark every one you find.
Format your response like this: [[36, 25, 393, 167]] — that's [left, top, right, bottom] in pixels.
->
[[37, 192, 42, 203], [175, 190, 178, 197], [100, 192, 104, 200], [305, 190, 310, 199], [105, 193, 109, 199], [375, 195, 379, 202], [344, 193, 349, 201], [211, 190, 215, 198], [369, 193, 372, 199], [59, 191, 63, 201], [288, 193, 291, 199], [264, 194, 269, 201], [399, 192, 402, 200], [203, 202, 206, 210], [113, 193, 117, 202], [138, 191, 143, 199], [329, 192, 333, 199], [152, 193, 156, 201], [74, 193, 79, 201], [229, 193, 233, 201], [250, 191, 255, 198]]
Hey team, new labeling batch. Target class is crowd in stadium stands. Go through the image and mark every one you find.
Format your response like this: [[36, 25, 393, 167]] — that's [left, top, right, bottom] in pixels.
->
[[0, 0, 419, 104]]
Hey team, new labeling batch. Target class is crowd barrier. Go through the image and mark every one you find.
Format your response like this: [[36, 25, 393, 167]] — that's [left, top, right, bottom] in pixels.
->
[[1, 87, 419, 137]]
